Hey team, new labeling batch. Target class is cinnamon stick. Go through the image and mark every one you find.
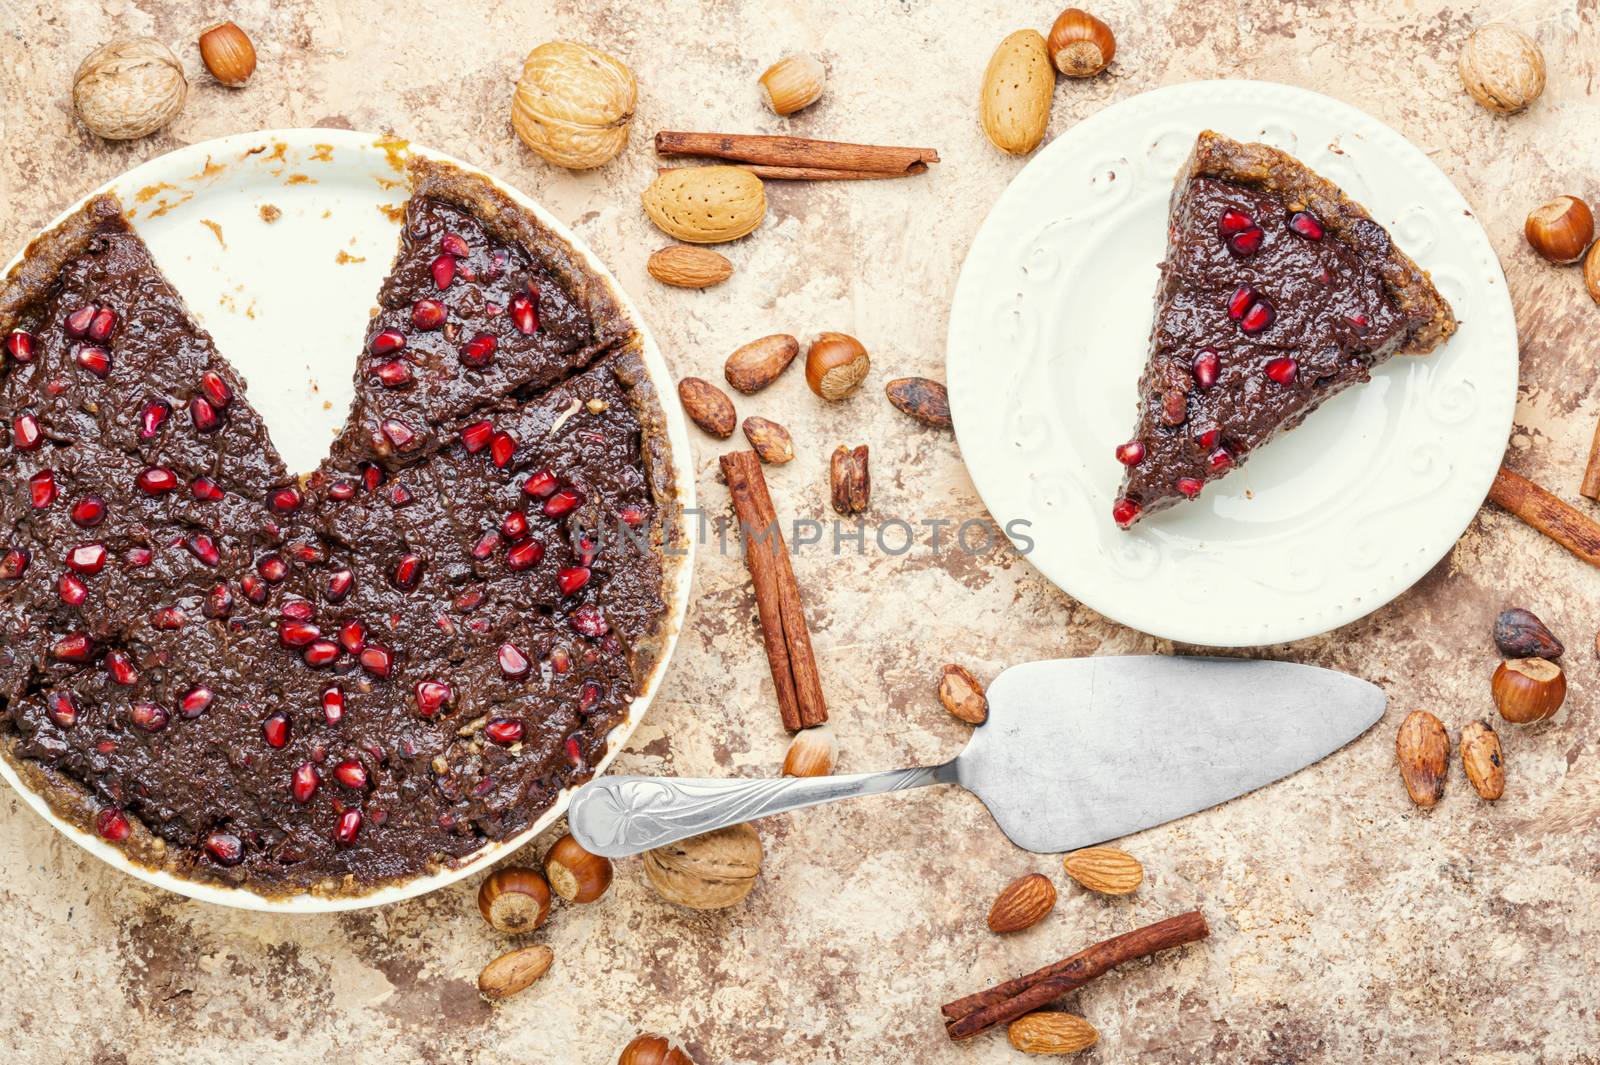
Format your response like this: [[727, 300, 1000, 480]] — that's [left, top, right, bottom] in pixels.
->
[[720, 450, 828, 730], [941, 910, 1209, 1041], [1581, 422, 1600, 500], [1488, 465, 1600, 568], [657, 164, 916, 181], [655, 131, 938, 177]]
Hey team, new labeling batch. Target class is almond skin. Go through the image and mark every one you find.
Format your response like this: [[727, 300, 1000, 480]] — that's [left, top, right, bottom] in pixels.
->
[[1008, 1012, 1099, 1055], [938, 663, 987, 724], [987, 873, 1056, 933], [742, 416, 794, 464], [1396, 709, 1449, 807], [677, 377, 736, 439], [1460, 719, 1505, 800], [1062, 846, 1143, 895], [725, 333, 799, 393], [648, 245, 733, 288]]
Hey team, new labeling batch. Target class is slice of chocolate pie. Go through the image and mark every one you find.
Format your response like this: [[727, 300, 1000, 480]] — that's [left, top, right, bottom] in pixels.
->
[[1111, 131, 1456, 527]]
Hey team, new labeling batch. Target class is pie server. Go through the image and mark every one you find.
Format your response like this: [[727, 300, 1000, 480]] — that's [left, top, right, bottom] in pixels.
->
[[568, 655, 1384, 858]]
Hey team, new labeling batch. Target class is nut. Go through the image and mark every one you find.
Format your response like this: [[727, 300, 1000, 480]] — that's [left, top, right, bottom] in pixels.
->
[[647, 245, 733, 288], [1062, 846, 1143, 895], [938, 663, 988, 725], [885, 377, 953, 428], [1524, 197, 1594, 264], [987, 873, 1057, 933], [1492, 607, 1563, 659], [980, 30, 1053, 156], [73, 38, 188, 141], [643, 823, 763, 909], [1047, 9, 1116, 77], [1008, 1012, 1099, 1055], [677, 377, 737, 438], [759, 54, 826, 116], [198, 21, 256, 87], [805, 332, 870, 400], [544, 832, 613, 903], [1586, 240, 1600, 305], [782, 726, 837, 777], [830, 444, 870, 515], [619, 1035, 697, 1065], [1458, 23, 1545, 114], [512, 41, 637, 169], [642, 166, 766, 244], [725, 334, 800, 394], [477, 944, 554, 1001], [1396, 709, 1449, 807], [1491, 657, 1566, 724], [742, 416, 795, 465], [1460, 719, 1505, 801], [477, 866, 552, 933]]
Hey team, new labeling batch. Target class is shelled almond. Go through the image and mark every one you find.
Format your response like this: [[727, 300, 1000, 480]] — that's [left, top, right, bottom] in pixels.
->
[[988, 873, 1057, 933], [1062, 846, 1143, 895]]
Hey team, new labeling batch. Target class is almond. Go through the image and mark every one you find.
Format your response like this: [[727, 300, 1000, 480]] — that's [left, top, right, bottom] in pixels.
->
[[642, 166, 766, 244], [980, 30, 1053, 156], [1460, 719, 1505, 800], [938, 663, 987, 724], [1396, 709, 1449, 807], [742, 416, 794, 465], [1008, 1012, 1099, 1055], [648, 245, 733, 288], [1062, 846, 1143, 895], [987, 873, 1056, 933], [724, 333, 799, 393], [477, 944, 554, 1001], [677, 377, 736, 438]]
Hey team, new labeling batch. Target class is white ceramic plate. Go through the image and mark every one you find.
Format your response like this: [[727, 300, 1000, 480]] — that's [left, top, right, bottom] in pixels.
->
[[0, 129, 696, 911], [947, 80, 1516, 647]]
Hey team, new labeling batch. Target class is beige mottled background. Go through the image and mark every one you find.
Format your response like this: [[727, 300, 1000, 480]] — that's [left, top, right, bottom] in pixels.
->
[[3, 1, 1599, 1062]]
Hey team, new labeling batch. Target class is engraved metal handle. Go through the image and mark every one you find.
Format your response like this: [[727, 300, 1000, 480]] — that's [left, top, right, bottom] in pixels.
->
[[567, 762, 960, 858]]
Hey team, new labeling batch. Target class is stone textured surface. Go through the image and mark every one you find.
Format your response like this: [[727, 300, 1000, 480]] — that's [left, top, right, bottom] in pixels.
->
[[3, 1, 1599, 1062]]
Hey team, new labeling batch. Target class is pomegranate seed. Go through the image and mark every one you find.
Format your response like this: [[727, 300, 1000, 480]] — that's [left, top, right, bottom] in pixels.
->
[[69, 495, 106, 527], [138, 400, 170, 439], [303, 639, 340, 667], [619, 506, 645, 527], [1207, 446, 1234, 473], [550, 647, 571, 674], [460, 332, 497, 367], [66, 542, 106, 575], [1227, 226, 1265, 257], [361, 463, 384, 492], [269, 487, 302, 513], [125, 545, 154, 568], [262, 712, 291, 748], [334, 808, 363, 845], [104, 650, 137, 685], [96, 807, 131, 841], [58, 572, 88, 605], [387, 483, 412, 506], [1345, 313, 1370, 332], [152, 606, 187, 630], [204, 582, 234, 619], [87, 307, 118, 342], [509, 293, 539, 335], [412, 299, 446, 330], [280, 619, 320, 646], [370, 329, 406, 355], [129, 702, 168, 732], [543, 488, 580, 518], [47, 691, 77, 726], [291, 763, 320, 803], [507, 538, 545, 571], [325, 568, 354, 602], [338, 621, 366, 655], [1112, 497, 1142, 528], [255, 554, 286, 583], [190, 476, 225, 502], [440, 232, 470, 257], [556, 566, 591, 595], [240, 573, 269, 604], [381, 419, 417, 449], [1265, 357, 1298, 385], [136, 467, 178, 495], [579, 680, 601, 714], [0, 547, 28, 580], [1218, 209, 1255, 236], [322, 686, 345, 724], [181, 686, 213, 718], [186, 533, 220, 567], [1240, 300, 1275, 335], [414, 680, 452, 717], [12, 413, 42, 450], [328, 479, 355, 501], [489, 431, 516, 468], [5, 330, 34, 362], [283, 599, 315, 622], [369, 359, 413, 389], [391, 552, 423, 590], [564, 736, 583, 766], [1197, 428, 1220, 450], [471, 531, 500, 560], [29, 469, 56, 508], [1113, 441, 1146, 467], [1227, 285, 1255, 321], [501, 511, 529, 540], [188, 395, 221, 433], [360, 644, 393, 678], [198, 370, 231, 408], [461, 420, 494, 453], [1288, 211, 1324, 239], [485, 719, 524, 745], [75, 345, 111, 377], [1192, 348, 1220, 389], [334, 759, 369, 789], [569, 605, 608, 637], [64, 304, 97, 338], [204, 831, 243, 865], [498, 642, 530, 679], [430, 253, 457, 289]]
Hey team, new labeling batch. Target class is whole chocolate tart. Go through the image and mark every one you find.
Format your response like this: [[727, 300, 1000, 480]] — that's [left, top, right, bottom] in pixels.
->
[[1112, 131, 1456, 527], [0, 157, 680, 896]]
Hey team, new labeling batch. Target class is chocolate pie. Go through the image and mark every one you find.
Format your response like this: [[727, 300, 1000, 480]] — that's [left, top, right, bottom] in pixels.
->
[[1112, 131, 1456, 527], [0, 157, 680, 895]]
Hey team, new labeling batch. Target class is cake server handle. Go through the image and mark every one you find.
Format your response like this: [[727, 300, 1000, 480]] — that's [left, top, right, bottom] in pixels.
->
[[566, 763, 960, 858]]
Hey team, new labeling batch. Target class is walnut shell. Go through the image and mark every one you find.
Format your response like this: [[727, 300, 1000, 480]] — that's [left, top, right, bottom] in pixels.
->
[[1458, 23, 1545, 114], [512, 41, 637, 169], [643, 823, 762, 909], [73, 38, 188, 141], [641, 166, 766, 244]]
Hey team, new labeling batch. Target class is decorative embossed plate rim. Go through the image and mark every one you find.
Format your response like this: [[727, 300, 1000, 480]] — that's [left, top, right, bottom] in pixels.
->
[[947, 80, 1515, 647]]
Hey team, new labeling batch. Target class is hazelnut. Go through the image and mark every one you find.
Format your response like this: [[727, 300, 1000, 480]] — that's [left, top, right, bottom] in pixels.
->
[[619, 1034, 698, 1065], [1586, 240, 1600, 305], [1047, 8, 1116, 77], [1491, 657, 1566, 723], [1524, 197, 1594, 264], [1458, 23, 1545, 114], [759, 54, 825, 116], [1460, 719, 1505, 801], [477, 866, 552, 933], [782, 726, 837, 777], [73, 38, 188, 141], [643, 823, 762, 909], [804, 332, 870, 400], [198, 21, 256, 87], [544, 832, 613, 903], [477, 944, 554, 1002]]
